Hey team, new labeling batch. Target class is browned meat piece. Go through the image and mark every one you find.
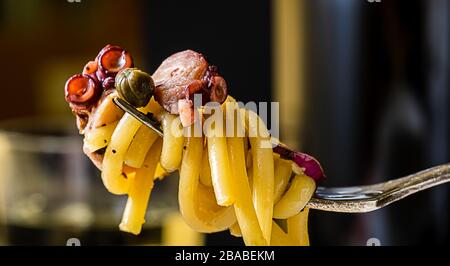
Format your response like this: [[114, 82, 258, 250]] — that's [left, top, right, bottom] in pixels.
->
[[153, 50, 228, 126]]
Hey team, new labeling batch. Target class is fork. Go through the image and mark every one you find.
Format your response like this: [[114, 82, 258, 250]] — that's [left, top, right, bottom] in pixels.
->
[[113, 97, 450, 213]]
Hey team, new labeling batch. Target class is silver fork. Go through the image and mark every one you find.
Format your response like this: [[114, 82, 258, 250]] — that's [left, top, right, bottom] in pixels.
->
[[113, 97, 450, 213]]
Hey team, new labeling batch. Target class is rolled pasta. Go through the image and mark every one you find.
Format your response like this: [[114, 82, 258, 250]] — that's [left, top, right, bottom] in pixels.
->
[[199, 148, 213, 187], [227, 136, 267, 245], [226, 104, 266, 245], [160, 112, 184, 172], [287, 208, 310, 246], [229, 223, 242, 237], [154, 162, 169, 180], [243, 109, 275, 244], [206, 118, 235, 206], [270, 221, 296, 246], [125, 125, 158, 168], [65, 47, 323, 247], [273, 174, 316, 219], [119, 138, 162, 234], [273, 157, 293, 204], [101, 101, 157, 195], [84, 121, 118, 153], [178, 129, 236, 232], [102, 114, 142, 195]]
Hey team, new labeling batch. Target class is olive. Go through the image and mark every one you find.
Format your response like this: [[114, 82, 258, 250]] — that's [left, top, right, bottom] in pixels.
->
[[115, 68, 155, 108]]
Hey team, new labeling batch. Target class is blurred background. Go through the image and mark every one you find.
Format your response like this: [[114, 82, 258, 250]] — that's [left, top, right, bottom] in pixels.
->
[[0, 0, 449, 245]]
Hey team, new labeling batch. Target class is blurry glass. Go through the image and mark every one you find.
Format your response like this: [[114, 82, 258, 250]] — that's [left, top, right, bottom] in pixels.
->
[[0, 116, 186, 246]]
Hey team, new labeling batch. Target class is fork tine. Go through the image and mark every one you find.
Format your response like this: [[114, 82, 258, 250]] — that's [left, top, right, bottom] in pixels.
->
[[113, 97, 164, 137]]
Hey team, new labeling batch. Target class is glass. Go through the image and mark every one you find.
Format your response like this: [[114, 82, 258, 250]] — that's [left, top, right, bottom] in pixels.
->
[[0, 116, 182, 246]]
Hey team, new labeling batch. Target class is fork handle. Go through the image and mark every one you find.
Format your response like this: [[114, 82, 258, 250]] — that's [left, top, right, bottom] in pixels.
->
[[307, 163, 450, 213]]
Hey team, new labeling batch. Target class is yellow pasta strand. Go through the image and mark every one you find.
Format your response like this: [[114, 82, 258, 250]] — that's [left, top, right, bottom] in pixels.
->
[[206, 121, 235, 206], [270, 213, 310, 246], [270, 221, 296, 246], [178, 130, 236, 232], [199, 148, 213, 187], [102, 114, 142, 195], [243, 109, 275, 244], [122, 165, 137, 179], [227, 136, 267, 246], [247, 166, 254, 190], [225, 103, 266, 245], [124, 125, 158, 168], [154, 162, 169, 180], [162, 213, 204, 246], [273, 174, 316, 219], [229, 223, 242, 237], [83, 121, 118, 153], [273, 157, 292, 204], [160, 112, 184, 172], [102, 101, 156, 195], [287, 208, 310, 246], [119, 138, 162, 235], [246, 150, 253, 172]]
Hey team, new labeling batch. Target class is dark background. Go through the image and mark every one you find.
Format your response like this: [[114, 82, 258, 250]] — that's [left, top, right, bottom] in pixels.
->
[[0, 0, 449, 245]]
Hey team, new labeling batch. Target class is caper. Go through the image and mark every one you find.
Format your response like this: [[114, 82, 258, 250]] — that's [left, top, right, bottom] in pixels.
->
[[115, 68, 155, 108]]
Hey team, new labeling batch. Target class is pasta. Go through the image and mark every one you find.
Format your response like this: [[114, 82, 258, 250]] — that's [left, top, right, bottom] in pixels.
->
[[178, 125, 236, 232], [65, 46, 324, 246], [273, 174, 316, 219], [124, 125, 159, 168], [120, 138, 162, 234], [80, 98, 316, 244], [83, 121, 118, 153], [199, 148, 213, 187], [244, 109, 275, 244], [101, 112, 142, 195], [273, 157, 293, 204], [160, 112, 185, 172], [205, 109, 235, 207], [270, 209, 310, 246]]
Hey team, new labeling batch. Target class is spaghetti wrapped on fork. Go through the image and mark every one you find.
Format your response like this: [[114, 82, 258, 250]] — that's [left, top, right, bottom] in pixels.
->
[[64, 45, 324, 245]]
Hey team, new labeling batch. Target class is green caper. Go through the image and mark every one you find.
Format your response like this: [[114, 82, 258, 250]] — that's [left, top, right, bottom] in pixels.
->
[[115, 68, 155, 108]]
